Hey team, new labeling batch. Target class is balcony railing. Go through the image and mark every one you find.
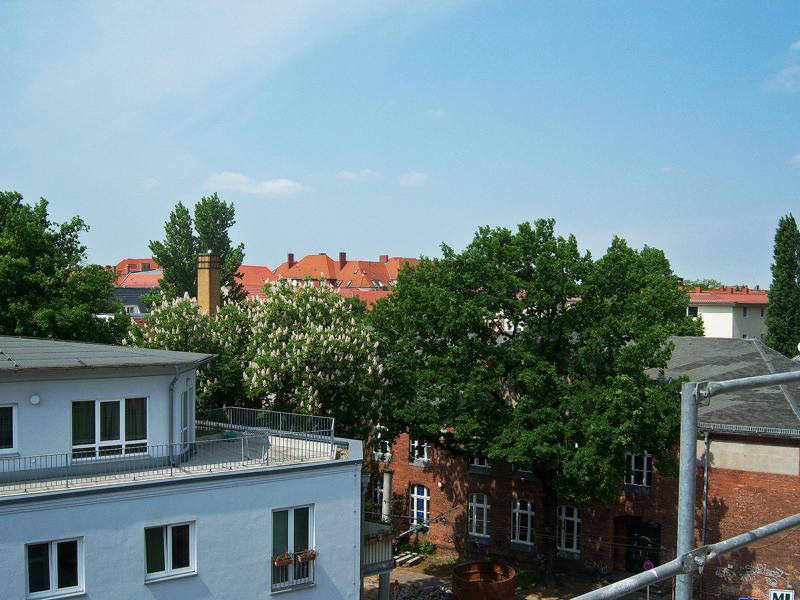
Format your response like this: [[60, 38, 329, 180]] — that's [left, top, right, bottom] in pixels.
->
[[0, 408, 343, 497], [363, 520, 395, 576], [271, 553, 315, 592]]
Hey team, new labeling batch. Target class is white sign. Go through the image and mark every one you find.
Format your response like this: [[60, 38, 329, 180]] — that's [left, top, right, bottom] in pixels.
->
[[770, 589, 795, 600]]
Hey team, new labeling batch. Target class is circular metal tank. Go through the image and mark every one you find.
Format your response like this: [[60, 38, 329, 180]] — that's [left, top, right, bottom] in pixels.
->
[[452, 561, 517, 600]]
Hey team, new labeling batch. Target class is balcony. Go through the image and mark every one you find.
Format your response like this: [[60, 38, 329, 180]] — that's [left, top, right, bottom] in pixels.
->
[[362, 520, 395, 576], [0, 408, 348, 498]]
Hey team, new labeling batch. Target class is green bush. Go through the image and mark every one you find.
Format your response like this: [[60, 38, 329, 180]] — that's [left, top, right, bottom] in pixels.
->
[[417, 540, 437, 554]]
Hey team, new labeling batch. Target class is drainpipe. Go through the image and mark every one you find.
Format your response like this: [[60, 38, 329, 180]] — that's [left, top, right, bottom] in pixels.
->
[[701, 432, 710, 544], [168, 366, 180, 465]]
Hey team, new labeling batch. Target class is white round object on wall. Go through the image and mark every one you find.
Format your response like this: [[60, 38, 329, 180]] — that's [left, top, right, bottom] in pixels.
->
[[29, 394, 41, 405]]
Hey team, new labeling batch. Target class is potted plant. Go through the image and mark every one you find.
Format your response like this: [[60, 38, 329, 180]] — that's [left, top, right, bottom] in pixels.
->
[[296, 549, 317, 563], [273, 551, 292, 567]]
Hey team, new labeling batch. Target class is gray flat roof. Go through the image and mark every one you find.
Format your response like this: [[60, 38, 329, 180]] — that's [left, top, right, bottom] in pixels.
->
[[658, 336, 800, 436], [0, 336, 215, 374]]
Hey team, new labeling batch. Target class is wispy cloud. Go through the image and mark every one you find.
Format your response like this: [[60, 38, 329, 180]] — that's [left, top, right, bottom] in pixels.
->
[[791, 40, 800, 51], [398, 171, 428, 187], [767, 66, 800, 93], [790, 154, 800, 168], [660, 165, 674, 174], [336, 169, 380, 182], [427, 108, 447, 119], [205, 172, 305, 197]]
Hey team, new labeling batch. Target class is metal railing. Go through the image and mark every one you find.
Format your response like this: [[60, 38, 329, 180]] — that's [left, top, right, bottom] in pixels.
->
[[271, 554, 315, 592], [0, 408, 342, 497], [363, 521, 395, 575]]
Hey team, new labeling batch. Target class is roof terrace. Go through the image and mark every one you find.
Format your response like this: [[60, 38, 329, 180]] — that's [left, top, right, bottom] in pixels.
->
[[0, 408, 350, 498]]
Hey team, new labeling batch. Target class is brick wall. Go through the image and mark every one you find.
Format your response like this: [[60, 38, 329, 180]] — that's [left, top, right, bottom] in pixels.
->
[[369, 433, 800, 599]]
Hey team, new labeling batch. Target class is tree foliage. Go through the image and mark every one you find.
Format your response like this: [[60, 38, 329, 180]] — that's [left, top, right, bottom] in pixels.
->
[[369, 220, 700, 579], [129, 281, 380, 438], [0, 191, 129, 343], [681, 278, 723, 290], [765, 214, 800, 357], [148, 194, 246, 302]]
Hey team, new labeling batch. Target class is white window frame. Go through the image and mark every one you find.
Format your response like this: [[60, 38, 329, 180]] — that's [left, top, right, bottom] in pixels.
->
[[0, 403, 18, 455], [468, 493, 490, 538], [624, 452, 653, 487], [26, 537, 85, 599], [373, 427, 391, 461], [512, 499, 535, 545], [180, 384, 193, 448], [271, 504, 315, 592], [71, 397, 148, 459], [557, 505, 581, 554], [409, 439, 429, 464], [743, 306, 749, 318], [144, 521, 197, 583], [409, 485, 430, 526], [471, 457, 490, 468]]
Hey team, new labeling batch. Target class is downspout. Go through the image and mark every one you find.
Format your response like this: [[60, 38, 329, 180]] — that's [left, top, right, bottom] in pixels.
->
[[168, 365, 180, 465]]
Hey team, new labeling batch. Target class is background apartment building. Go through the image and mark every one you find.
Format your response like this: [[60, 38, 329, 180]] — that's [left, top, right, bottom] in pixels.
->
[[687, 286, 768, 340]]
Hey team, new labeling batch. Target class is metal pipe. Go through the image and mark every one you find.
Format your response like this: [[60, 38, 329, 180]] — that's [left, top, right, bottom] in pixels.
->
[[676, 382, 699, 600], [168, 366, 180, 465], [704, 369, 800, 397], [701, 432, 710, 545], [574, 556, 686, 600]]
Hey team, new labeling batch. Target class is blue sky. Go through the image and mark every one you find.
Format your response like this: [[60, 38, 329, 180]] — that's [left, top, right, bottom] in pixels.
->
[[1, 1, 799, 285]]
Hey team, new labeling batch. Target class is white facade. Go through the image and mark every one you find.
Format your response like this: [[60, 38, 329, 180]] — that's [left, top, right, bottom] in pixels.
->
[[691, 303, 767, 340], [0, 355, 363, 600]]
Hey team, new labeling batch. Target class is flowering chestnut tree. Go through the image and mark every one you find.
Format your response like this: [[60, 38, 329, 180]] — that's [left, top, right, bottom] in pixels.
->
[[244, 281, 383, 440]]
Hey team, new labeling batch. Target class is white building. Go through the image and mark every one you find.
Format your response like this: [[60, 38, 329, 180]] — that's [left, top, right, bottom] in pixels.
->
[[0, 335, 388, 600], [687, 286, 768, 339]]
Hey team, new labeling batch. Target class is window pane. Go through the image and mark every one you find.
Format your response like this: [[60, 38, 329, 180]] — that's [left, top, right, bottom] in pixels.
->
[[100, 401, 120, 442], [294, 507, 309, 552], [57, 540, 78, 589], [171, 525, 191, 570], [28, 543, 50, 593], [145, 527, 165, 574], [125, 398, 147, 441], [0, 407, 12, 449], [72, 401, 95, 446], [273, 510, 288, 554]]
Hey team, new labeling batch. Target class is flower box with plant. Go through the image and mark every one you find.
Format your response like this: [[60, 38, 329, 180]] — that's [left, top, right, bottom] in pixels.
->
[[273, 551, 293, 567], [296, 549, 317, 563]]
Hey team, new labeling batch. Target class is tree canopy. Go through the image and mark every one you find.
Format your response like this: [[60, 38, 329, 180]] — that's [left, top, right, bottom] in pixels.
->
[[681, 277, 723, 289], [0, 191, 129, 343], [369, 219, 701, 578], [765, 214, 800, 357], [148, 194, 246, 302]]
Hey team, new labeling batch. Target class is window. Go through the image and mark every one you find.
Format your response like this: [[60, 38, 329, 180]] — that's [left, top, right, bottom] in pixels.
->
[[409, 439, 429, 464], [180, 386, 193, 447], [761, 306, 765, 318], [371, 475, 384, 508], [743, 306, 749, 318], [625, 452, 653, 487], [512, 462, 533, 474], [272, 506, 314, 591], [687, 306, 698, 318], [145, 522, 195, 581], [140, 263, 150, 271], [26, 538, 84, 598], [72, 398, 147, 458], [409, 485, 430, 527], [471, 457, 490, 468], [557, 506, 581, 554], [0, 404, 17, 454], [373, 428, 391, 461], [512, 500, 535, 545], [468, 493, 490, 538]]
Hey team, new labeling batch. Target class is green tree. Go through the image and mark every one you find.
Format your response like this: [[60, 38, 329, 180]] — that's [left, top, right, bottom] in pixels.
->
[[370, 221, 699, 581], [149, 194, 246, 302], [682, 278, 723, 289], [0, 191, 129, 343], [765, 214, 800, 357]]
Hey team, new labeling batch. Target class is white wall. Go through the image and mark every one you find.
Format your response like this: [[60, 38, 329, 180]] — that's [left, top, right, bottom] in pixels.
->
[[732, 304, 767, 340], [0, 458, 363, 599], [0, 369, 195, 457], [697, 439, 799, 475], [696, 305, 734, 338]]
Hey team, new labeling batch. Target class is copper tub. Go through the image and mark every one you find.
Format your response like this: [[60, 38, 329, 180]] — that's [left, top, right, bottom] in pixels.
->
[[452, 561, 517, 600]]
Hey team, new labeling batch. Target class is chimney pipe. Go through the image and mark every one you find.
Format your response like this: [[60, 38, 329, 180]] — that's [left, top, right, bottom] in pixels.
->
[[197, 251, 221, 315], [287, 253, 295, 269], [339, 252, 347, 269], [379, 254, 389, 263]]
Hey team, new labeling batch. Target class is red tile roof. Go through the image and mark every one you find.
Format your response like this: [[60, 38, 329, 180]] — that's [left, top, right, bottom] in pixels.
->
[[238, 265, 277, 298], [116, 269, 163, 288], [336, 288, 391, 308], [687, 286, 769, 305]]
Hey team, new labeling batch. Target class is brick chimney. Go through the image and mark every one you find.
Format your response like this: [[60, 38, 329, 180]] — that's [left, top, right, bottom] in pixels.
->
[[197, 252, 221, 315], [379, 254, 389, 263], [339, 252, 347, 269], [287, 253, 295, 269]]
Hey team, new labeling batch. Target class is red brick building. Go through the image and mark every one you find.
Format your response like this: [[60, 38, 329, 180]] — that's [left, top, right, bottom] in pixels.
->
[[369, 337, 800, 599]]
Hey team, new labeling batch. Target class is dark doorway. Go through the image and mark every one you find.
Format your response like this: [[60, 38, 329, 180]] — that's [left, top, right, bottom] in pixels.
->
[[624, 518, 660, 573]]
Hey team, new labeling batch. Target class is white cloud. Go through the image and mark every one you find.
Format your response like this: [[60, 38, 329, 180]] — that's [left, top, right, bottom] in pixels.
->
[[398, 171, 428, 187], [205, 172, 305, 197], [660, 165, 674, 174], [791, 40, 800, 51], [427, 108, 447, 119], [336, 169, 380, 182], [767, 66, 800, 92], [790, 154, 800, 168]]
